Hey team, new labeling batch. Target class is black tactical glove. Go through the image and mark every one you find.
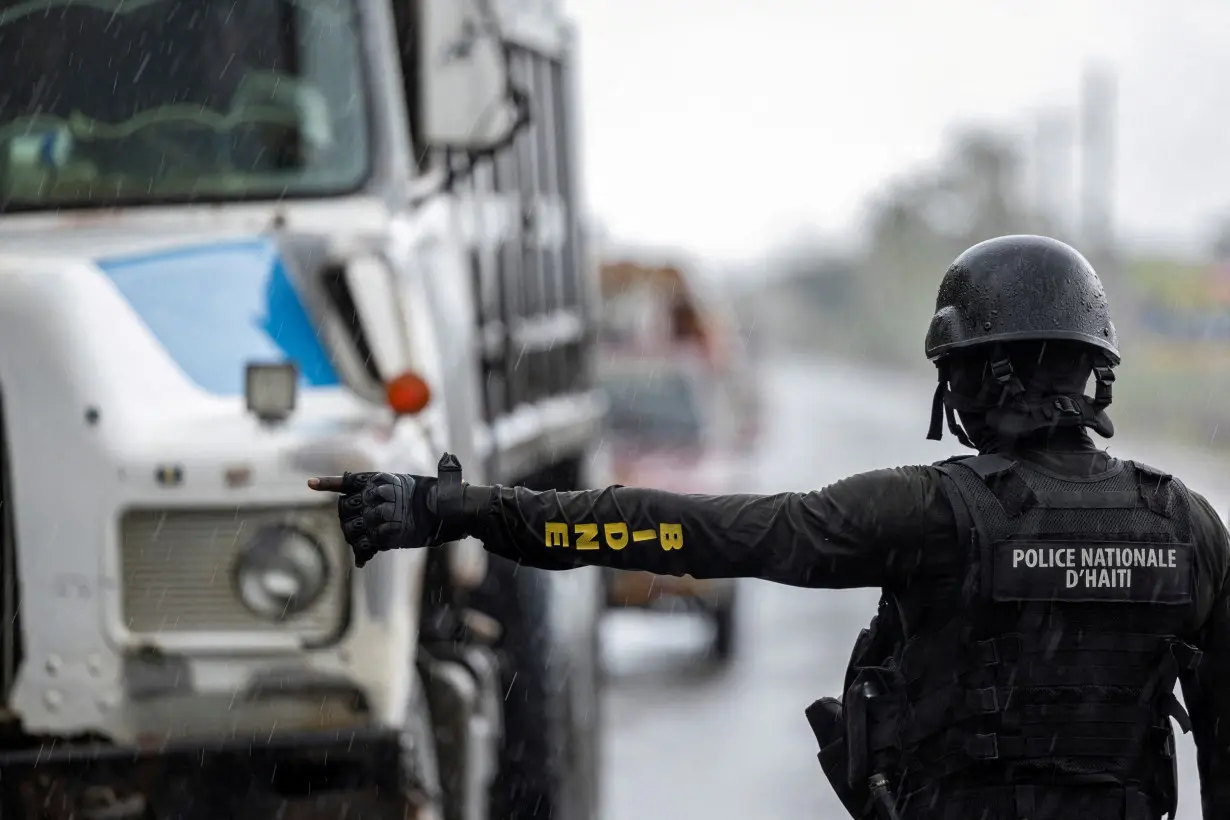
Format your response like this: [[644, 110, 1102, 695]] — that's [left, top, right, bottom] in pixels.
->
[[309, 453, 468, 568]]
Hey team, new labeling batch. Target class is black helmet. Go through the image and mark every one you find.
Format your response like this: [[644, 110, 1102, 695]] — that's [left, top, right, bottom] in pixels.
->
[[925, 235, 1119, 361], [924, 235, 1119, 447]]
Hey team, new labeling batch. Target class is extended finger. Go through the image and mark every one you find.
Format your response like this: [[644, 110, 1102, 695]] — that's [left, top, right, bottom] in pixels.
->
[[310, 472, 379, 494], [309, 476, 345, 493]]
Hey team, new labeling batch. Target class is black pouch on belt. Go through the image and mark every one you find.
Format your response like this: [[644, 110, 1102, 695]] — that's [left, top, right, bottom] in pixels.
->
[[806, 697, 873, 820]]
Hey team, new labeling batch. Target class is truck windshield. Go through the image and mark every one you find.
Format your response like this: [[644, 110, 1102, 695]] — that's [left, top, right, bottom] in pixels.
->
[[0, 0, 370, 212], [601, 368, 706, 447]]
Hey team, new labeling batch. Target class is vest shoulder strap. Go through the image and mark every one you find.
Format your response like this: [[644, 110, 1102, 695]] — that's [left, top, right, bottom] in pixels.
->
[[958, 453, 1017, 480], [933, 462, 982, 600], [933, 453, 1018, 478], [1129, 460, 1172, 480], [943, 454, 1038, 518], [1128, 460, 1179, 517]]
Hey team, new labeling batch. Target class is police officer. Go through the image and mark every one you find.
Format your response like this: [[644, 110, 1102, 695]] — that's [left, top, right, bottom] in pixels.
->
[[310, 235, 1230, 820]]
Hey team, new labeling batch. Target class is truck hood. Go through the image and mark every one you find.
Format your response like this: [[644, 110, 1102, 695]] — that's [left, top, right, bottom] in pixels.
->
[[0, 196, 390, 260], [1, 229, 342, 399], [0, 224, 264, 262]]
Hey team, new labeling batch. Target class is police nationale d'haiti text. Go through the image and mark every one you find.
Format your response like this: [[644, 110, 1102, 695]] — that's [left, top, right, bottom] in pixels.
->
[[1012, 546, 1180, 590]]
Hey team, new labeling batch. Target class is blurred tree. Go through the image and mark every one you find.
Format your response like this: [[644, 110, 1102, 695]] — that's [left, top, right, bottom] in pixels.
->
[[942, 129, 1031, 244], [777, 251, 856, 308], [867, 174, 946, 257], [752, 127, 1040, 365], [852, 127, 1037, 364], [868, 127, 1033, 252]]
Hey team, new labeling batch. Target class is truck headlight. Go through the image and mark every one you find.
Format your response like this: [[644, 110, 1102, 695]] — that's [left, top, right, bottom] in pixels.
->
[[232, 526, 329, 620], [245, 362, 298, 423]]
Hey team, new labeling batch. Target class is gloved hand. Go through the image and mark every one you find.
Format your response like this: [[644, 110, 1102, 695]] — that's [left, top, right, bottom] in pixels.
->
[[308, 455, 467, 567]]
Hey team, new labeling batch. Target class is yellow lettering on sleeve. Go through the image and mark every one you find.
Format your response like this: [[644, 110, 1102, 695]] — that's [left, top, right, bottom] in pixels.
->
[[604, 523, 629, 550], [545, 522, 569, 548], [576, 523, 599, 550]]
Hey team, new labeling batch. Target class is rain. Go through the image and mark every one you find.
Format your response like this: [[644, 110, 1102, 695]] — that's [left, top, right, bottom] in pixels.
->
[[0, 0, 1229, 818]]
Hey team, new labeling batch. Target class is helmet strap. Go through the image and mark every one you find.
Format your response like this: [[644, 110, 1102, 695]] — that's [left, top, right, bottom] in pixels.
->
[[980, 345, 1027, 408], [944, 396, 976, 448], [1092, 359, 1116, 407], [977, 350, 1118, 439], [927, 345, 1118, 447], [926, 367, 946, 442], [927, 362, 976, 449]]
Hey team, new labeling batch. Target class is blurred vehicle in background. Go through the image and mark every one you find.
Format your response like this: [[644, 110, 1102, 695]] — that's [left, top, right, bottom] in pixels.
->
[[598, 352, 746, 661], [0, 0, 605, 818], [600, 261, 763, 453], [596, 260, 760, 663]]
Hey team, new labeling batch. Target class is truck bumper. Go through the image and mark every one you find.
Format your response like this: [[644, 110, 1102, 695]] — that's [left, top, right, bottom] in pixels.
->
[[0, 727, 407, 820]]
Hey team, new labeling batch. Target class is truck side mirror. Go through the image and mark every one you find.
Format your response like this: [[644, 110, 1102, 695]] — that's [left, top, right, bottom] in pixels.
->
[[419, 0, 522, 153]]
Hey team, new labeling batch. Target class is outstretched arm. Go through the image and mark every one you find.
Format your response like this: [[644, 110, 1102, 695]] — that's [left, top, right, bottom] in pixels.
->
[[310, 457, 948, 589], [452, 465, 946, 589]]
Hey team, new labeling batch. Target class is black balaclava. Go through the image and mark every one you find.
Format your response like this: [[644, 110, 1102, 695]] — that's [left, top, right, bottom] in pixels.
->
[[926, 340, 1117, 451]]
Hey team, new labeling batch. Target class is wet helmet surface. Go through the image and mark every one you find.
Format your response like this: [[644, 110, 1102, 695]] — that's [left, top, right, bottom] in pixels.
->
[[924, 235, 1120, 363]]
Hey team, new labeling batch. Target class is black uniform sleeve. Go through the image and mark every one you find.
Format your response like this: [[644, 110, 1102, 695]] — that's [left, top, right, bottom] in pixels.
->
[[457, 465, 955, 589], [1177, 491, 1230, 818]]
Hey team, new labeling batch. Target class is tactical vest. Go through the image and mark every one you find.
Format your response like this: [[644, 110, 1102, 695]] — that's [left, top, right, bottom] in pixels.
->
[[846, 453, 1203, 820]]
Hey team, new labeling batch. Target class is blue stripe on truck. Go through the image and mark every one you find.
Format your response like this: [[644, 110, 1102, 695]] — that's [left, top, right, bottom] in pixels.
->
[[96, 237, 341, 396]]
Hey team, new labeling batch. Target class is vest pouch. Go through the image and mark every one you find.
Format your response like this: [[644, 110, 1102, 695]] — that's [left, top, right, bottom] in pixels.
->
[[1145, 718, 1179, 820], [1147, 642, 1197, 820], [806, 698, 873, 820], [844, 665, 905, 791], [845, 595, 904, 693], [1163, 730, 1178, 820], [844, 626, 874, 693]]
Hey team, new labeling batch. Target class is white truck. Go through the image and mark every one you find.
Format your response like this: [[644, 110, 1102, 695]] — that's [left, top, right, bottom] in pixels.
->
[[0, 0, 606, 818]]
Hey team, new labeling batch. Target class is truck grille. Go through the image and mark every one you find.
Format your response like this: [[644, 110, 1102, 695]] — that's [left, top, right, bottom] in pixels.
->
[[119, 507, 347, 641], [458, 42, 590, 427]]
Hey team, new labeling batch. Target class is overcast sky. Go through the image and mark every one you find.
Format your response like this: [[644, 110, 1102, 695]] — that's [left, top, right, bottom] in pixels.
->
[[561, 0, 1230, 263]]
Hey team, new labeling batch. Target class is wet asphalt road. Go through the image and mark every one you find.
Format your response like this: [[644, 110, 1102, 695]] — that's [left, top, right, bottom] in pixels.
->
[[598, 355, 1229, 820]]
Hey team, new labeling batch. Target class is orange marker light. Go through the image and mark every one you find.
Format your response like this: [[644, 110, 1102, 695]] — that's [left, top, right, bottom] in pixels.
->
[[386, 371, 432, 415]]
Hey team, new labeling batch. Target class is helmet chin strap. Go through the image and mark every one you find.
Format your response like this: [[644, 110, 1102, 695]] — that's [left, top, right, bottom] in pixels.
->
[[927, 346, 1117, 447], [927, 361, 975, 449]]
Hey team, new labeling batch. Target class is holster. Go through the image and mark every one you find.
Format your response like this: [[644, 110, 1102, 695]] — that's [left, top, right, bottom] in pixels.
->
[[805, 697, 872, 820], [807, 598, 904, 820]]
